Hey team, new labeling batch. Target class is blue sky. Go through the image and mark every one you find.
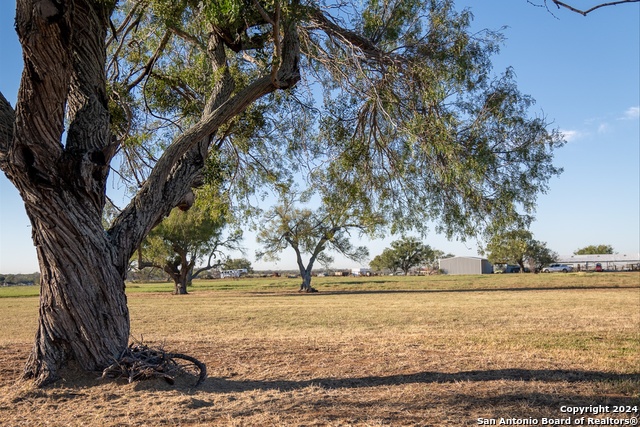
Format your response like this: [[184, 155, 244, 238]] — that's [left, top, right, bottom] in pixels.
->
[[1, 1, 639, 273]]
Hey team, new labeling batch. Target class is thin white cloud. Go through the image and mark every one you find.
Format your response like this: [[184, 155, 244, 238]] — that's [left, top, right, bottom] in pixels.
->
[[597, 123, 609, 134], [561, 129, 585, 142], [622, 106, 640, 120]]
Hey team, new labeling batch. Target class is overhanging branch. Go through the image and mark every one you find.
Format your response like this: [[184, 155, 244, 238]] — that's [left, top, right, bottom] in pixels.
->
[[111, 52, 299, 267], [533, 0, 640, 16], [109, 9, 301, 268]]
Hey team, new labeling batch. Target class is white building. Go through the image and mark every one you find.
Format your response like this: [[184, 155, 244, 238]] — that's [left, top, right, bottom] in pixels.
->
[[351, 268, 372, 276], [220, 269, 248, 278]]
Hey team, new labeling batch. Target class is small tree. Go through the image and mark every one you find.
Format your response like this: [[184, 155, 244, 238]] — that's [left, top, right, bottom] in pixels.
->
[[370, 248, 400, 274], [483, 229, 533, 273], [257, 193, 371, 292], [138, 193, 242, 294], [483, 229, 556, 273], [527, 240, 558, 272], [574, 244, 614, 255], [370, 237, 435, 275]]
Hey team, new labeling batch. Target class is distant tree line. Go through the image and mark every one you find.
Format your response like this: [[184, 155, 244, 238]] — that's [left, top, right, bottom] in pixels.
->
[[0, 273, 40, 286]]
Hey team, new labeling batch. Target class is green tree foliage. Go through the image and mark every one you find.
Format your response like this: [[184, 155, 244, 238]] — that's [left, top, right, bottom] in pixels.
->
[[369, 248, 398, 274], [109, 0, 565, 240], [482, 229, 557, 273], [139, 189, 242, 294], [574, 244, 614, 255], [369, 237, 436, 275], [0, 273, 40, 286], [307, 1, 564, 239], [256, 191, 371, 292], [527, 240, 558, 272]]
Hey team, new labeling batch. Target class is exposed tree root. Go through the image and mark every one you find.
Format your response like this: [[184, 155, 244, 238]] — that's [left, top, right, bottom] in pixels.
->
[[102, 343, 207, 387]]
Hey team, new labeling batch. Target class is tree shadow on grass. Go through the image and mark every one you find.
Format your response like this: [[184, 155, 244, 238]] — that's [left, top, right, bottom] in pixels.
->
[[197, 369, 639, 394], [268, 286, 640, 297], [9, 364, 635, 421], [152, 368, 639, 418]]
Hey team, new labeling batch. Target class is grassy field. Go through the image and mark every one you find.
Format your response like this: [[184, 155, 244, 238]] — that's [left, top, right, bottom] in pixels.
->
[[0, 273, 638, 426]]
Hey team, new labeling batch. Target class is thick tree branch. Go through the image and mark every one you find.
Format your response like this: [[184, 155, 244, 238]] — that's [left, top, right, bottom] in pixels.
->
[[532, 0, 639, 16], [306, 7, 390, 63], [0, 92, 14, 170], [252, 0, 283, 87], [169, 25, 207, 52], [203, 33, 235, 116], [63, 1, 116, 210], [192, 256, 217, 280], [110, 17, 300, 265], [12, 0, 72, 182], [127, 30, 172, 91], [553, 0, 639, 15], [113, 83, 288, 266]]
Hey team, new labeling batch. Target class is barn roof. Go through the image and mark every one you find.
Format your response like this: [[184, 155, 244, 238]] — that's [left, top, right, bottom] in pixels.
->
[[557, 253, 640, 263]]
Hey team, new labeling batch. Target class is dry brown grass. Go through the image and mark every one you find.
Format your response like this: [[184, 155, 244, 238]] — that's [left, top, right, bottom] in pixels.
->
[[0, 273, 638, 426]]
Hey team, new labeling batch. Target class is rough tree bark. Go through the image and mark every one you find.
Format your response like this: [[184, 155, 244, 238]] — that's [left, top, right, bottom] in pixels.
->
[[0, 0, 300, 385], [5, 0, 131, 386], [22, 195, 130, 384]]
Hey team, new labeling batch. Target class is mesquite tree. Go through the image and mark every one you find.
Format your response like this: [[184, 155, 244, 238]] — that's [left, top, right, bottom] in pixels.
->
[[138, 190, 242, 295], [481, 229, 557, 273], [256, 192, 371, 292], [370, 237, 436, 276], [1, 0, 568, 385]]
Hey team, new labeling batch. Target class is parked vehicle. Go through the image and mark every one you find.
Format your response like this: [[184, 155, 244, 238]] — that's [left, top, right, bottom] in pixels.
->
[[495, 265, 521, 273], [542, 263, 573, 273], [595, 263, 603, 272]]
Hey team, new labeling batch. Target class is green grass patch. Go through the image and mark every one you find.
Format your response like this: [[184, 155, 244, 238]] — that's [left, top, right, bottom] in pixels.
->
[[0, 271, 637, 298], [0, 285, 39, 298]]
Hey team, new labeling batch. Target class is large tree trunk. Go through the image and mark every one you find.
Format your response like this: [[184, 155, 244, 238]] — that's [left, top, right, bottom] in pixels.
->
[[22, 188, 129, 386], [169, 266, 192, 295], [518, 260, 526, 273], [0, 0, 300, 386], [174, 278, 188, 295], [162, 249, 193, 295], [4, 0, 129, 386], [299, 269, 315, 292]]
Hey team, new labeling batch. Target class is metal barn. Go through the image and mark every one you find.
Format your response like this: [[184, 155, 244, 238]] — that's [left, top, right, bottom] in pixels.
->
[[439, 256, 493, 275]]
